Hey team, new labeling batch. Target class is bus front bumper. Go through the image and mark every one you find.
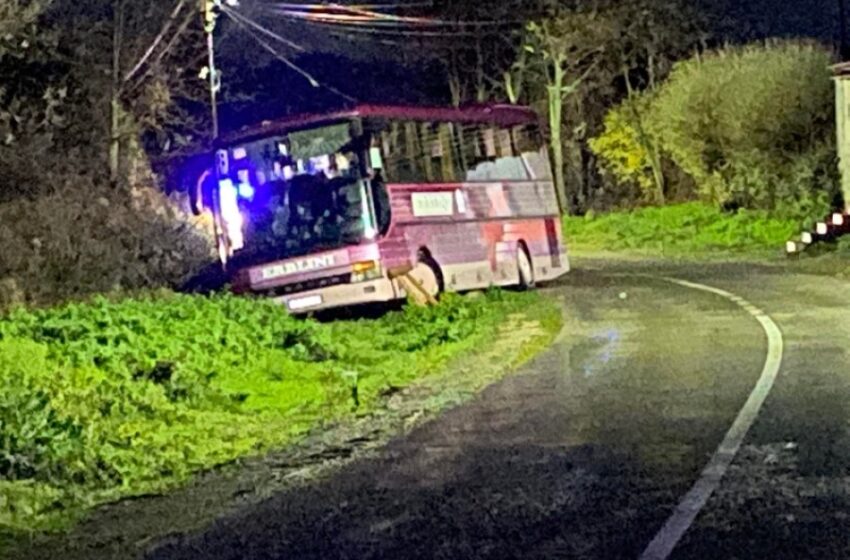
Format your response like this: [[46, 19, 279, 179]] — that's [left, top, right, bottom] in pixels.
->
[[273, 278, 399, 313]]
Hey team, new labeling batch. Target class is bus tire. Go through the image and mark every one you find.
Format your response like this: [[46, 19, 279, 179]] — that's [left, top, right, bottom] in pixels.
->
[[517, 245, 535, 290]]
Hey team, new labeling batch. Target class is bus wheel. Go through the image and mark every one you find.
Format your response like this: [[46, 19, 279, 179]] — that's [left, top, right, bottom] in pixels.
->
[[517, 246, 535, 290]]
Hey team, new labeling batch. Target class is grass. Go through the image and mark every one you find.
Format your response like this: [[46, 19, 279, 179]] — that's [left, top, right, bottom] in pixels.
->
[[785, 236, 850, 278], [563, 203, 799, 258], [0, 289, 560, 539]]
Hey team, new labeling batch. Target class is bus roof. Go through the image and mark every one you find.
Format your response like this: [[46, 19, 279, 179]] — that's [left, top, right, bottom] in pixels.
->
[[219, 104, 540, 146]]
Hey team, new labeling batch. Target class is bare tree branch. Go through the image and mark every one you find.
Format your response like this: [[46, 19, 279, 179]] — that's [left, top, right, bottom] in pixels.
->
[[124, 7, 196, 95], [121, 0, 188, 86]]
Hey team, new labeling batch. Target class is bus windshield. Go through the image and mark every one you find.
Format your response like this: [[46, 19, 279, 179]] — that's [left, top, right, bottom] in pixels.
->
[[218, 122, 380, 266]]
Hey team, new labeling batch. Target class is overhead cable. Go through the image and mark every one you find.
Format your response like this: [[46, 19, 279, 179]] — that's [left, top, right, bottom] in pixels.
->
[[221, 4, 306, 51], [266, 1, 435, 11], [261, 1, 508, 27], [223, 8, 357, 102]]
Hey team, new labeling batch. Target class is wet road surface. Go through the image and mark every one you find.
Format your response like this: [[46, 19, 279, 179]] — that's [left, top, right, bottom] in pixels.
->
[[145, 261, 850, 560]]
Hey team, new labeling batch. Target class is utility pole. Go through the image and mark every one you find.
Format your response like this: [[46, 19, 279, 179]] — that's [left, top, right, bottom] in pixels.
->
[[202, 0, 220, 140], [109, 0, 126, 184], [841, 0, 850, 61], [202, 0, 226, 265]]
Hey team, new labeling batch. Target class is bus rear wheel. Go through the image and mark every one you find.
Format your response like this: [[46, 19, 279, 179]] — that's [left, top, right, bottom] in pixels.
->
[[517, 246, 535, 290]]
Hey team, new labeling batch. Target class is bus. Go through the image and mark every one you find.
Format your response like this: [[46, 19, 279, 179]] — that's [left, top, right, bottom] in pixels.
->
[[200, 104, 570, 313]]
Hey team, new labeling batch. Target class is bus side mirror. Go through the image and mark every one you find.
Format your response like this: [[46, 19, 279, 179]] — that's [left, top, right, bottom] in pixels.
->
[[190, 169, 211, 216]]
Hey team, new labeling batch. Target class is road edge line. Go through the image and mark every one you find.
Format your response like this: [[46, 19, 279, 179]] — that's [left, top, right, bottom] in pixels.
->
[[638, 276, 784, 560]]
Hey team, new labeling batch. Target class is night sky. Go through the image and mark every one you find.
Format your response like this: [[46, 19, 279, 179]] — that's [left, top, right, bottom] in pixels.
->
[[695, 0, 838, 42], [213, 0, 841, 132]]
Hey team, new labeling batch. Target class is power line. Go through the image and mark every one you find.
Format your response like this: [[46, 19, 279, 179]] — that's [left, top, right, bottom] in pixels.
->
[[260, 1, 510, 28], [221, 4, 306, 52], [267, 1, 435, 11], [223, 8, 357, 103], [258, 7, 506, 37], [294, 20, 482, 37]]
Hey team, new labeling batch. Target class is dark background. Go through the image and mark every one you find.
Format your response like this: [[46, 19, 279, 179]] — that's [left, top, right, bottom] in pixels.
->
[[213, 0, 841, 132]]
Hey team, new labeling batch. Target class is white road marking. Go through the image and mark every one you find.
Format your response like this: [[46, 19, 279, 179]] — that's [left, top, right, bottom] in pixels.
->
[[638, 276, 785, 560]]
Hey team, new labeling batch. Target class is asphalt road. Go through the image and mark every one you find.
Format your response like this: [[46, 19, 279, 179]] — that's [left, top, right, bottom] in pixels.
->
[[143, 260, 850, 560]]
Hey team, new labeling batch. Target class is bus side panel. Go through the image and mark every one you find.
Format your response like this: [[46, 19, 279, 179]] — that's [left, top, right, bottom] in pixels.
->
[[379, 221, 495, 292], [501, 218, 568, 283], [378, 181, 569, 290], [502, 181, 569, 281]]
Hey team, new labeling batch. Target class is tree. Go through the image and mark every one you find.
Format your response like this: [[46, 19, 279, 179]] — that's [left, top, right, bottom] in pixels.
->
[[612, 0, 707, 203], [508, 0, 709, 213], [106, 0, 207, 182], [522, 9, 613, 213], [42, 0, 207, 183], [0, 0, 72, 200], [589, 93, 658, 201], [650, 41, 836, 214], [594, 41, 838, 216], [0, 0, 48, 47], [391, 1, 540, 107]]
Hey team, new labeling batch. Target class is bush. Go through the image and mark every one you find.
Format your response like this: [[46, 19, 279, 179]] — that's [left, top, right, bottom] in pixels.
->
[[0, 178, 215, 308], [650, 41, 837, 214], [589, 93, 658, 201], [591, 41, 839, 217], [0, 289, 548, 530], [1, 16, 216, 308], [0, 340, 88, 483]]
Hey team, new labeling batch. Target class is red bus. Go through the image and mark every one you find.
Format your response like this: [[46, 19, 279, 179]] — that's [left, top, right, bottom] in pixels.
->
[[204, 104, 570, 312]]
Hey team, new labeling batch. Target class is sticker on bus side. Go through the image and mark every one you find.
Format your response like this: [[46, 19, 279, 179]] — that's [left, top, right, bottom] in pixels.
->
[[411, 192, 455, 217]]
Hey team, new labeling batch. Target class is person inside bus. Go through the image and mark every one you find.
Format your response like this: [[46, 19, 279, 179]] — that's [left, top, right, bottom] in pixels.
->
[[370, 167, 391, 236]]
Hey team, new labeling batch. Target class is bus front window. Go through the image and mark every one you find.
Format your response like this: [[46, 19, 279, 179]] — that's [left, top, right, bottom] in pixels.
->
[[216, 123, 380, 267]]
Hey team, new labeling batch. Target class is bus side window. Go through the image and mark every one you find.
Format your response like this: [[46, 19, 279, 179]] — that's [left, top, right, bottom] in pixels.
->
[[436, 123, 456, 182], [374, 120, 543, 185], [376, 120, 456, 184], [462, 124, 537, 182], [450, 122, 469, 180], [378, 121, 415, 183], [514, 124, 552, 181], [464, 126, 500, 181], [381, 123, 399, 180]]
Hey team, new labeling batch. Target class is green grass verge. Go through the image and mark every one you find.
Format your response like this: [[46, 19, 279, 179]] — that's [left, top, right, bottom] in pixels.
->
[[786, 236, 850, 278], [0, 289, 558, 536], [564, 202, 799, 257]]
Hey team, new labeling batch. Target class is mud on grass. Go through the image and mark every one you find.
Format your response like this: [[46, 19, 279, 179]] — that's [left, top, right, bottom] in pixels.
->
[[4, 293, 562, 560]]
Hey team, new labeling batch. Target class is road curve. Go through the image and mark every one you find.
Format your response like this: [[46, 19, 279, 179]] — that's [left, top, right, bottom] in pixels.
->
[[14, 260, 850, 560], [149, 264, 804, 560], [639, 276, 784, 560]]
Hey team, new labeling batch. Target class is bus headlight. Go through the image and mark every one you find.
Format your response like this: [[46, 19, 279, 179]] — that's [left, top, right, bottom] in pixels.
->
[[351, 261, 383, 283]]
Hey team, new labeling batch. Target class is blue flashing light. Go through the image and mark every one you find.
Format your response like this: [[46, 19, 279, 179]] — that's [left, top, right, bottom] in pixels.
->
[[238, 182, 255, 200], [219, 178, 236, 197]]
